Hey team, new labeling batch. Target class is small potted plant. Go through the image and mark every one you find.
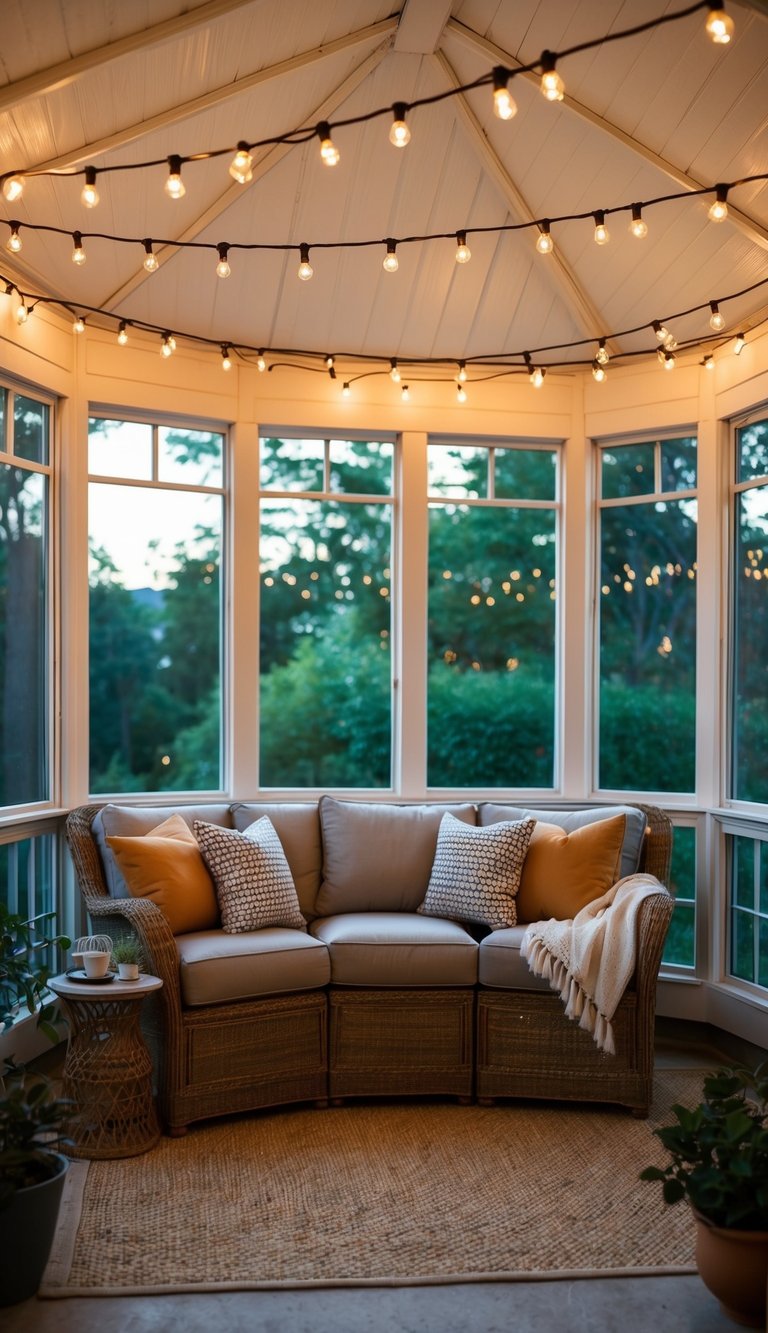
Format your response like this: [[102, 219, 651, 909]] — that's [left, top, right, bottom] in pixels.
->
[[641, 1063, 768, 1328], [111, 934, 144, 981]]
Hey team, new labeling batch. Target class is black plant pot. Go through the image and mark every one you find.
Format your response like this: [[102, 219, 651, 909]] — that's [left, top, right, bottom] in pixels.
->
[[0, 1152, 69, 1306]]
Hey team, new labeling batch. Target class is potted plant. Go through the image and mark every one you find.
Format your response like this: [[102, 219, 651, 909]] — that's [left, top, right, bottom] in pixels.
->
[[0, 904, 72, 1306], [111, 934, 144, 981], [641, 1063, 768, 1328]]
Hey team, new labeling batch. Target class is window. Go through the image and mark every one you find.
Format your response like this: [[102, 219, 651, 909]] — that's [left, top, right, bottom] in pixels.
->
[[0, 831, 58, 974], [88, 417, 225, 793], [427, 442, 558, 787], [0, 385, 52, 808], [597, 436, 697, 792], [729, 834, 768, 989], [663, 824, 696, 968], [259, 435, 394, 787], [732, 415, 768, 803]]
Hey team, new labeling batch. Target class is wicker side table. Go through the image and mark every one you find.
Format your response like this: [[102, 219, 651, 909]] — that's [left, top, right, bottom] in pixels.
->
[[49, 972, 163, 1160]]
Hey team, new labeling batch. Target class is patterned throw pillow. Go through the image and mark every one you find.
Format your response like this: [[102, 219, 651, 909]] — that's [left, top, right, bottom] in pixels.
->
[[194, 818, 306, 934], [418, 813, 536, 931]]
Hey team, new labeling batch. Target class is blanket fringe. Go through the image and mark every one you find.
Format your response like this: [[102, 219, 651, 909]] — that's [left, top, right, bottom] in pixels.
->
[[523, 932, 616, 1055]]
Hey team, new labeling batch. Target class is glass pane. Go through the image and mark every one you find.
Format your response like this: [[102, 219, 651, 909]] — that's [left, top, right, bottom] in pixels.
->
[[89, 418, 152, 480], [260, 437, 324, 491], [733, 486, 768, 801], [89, 484, 222, 793], [661, 437, 697, 492], [428, 446, 486, 497], [427, 504, 556, 786], [664, 903, 695, 968], [158, 426, 224, 487], [730, 909, 754, 982], [0, 465, 48, 805], [663, 825, 696, 967], [329, 440, 393, 495], [0, 387, 6, 451], [734, 836, 755, 908], [14, 395, 49, 465], [759, 920, 768, 987], [495, 448, 556, 501], [760, 844, 768, 915], [259, 498, 392, 787], [599, 499, 697, 791], [601, 443, 654, 499], [0, 835, 57, 973], [738, 419, 768, 482]]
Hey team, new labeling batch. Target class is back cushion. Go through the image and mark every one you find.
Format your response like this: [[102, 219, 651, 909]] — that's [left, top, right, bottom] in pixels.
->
[[478, 804, 647, 880], [92, 803, 232, 898], [230, 802, 322, 920], [316, 797, 477, 915]]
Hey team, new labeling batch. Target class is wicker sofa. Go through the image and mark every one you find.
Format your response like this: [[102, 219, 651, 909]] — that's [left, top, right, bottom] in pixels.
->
[[65, 798, 673, 1133]]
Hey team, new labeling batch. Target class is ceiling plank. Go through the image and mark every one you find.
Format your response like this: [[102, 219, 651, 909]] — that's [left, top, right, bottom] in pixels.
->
[[446, 18, 768, 252], [434, 50, 617, 351], [100, 41, 392, 311], [23, 18, 399, 175], [394, 0, 452, 54]]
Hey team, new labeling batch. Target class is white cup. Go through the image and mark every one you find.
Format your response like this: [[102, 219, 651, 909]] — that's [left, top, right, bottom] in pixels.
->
[[82, 950, 110, 979]]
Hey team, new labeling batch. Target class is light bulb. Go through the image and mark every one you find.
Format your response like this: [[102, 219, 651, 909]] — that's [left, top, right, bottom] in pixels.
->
[[326, 355, 334, 369], [81, 166, 99, 208], [734, 332, 746, 355], [540, 52, 564, 102], [455, 231, 471, 264], [708, 185, 729, 221], [143, 240, 158, 272], [229, 142, 253, 184], [164, 155, 185, 199], [117, 321, 128, 345], [167, 334, 177, 352], [317, 122, 339, 167], [390, 359, 400, 383], [257, 352, 266, 372], [73, 315, 85, 333], [2, 174, 23, 203], [383, 240, 399, 273], [161, 334, 173, 358], [709, 301, 725, 331], [15, 302, 28, 324], [530, 366, 546, 388], [401, 385, 410, 402], [596, 339, 610, 366], [593, 210, 610, 245], [216, 243, 231, 278], [663, 351, 676, 370], [72, 231, 86, 265], [221, 345, 232, 370], [592, 360, 606, 383], [457, 362, 467, 383], [7, 223, 22, 253], [629, 204, 648, 238], [702, 355, 714, 371], [342, 382, 350, 398], [652, 321, 669, 345], [297, 243, 313, 281], [457, 385, 467, 403], [536, 222, 553, 254], [492, 67, 517, 120], [663, 330, 677, 351], [705, 2, 734, 43], [389, 103, 411, 147]]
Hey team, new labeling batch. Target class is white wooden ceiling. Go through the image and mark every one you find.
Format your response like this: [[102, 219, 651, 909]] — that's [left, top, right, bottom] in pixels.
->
[[0, 0, 766, 374]]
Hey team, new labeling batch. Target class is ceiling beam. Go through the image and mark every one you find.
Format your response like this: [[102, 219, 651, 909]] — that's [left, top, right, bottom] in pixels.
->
[[101, 42, 392, 311], [22, 19, 399, 175], [394, 0, 452, 54], [446, 18, 768, 252], [433, 50, 618, 350]]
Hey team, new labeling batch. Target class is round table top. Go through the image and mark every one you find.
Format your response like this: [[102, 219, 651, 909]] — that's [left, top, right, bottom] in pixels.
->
[[49, 971, 163, 1000]]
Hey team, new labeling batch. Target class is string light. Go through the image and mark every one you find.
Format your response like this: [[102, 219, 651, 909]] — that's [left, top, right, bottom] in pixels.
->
[[390, 358, 401, 383], [15, 301, 28, 324], [81, 166, 99, 208], [663, 349, 676, 370], [297, 243, 313, 281], [702, 354, 714, 370], [317, 122, 340, 167], [257, 351, 267, 372], [161, 332, 174, 357], [221, 344, 232, 370], [536, 220, 553, 254], [143, 239, 158, 272], [629, 204, 648, 238], [457, 361, 467, 382], [540, 51, 565, 102], [71, 231, 86, 265], [325, 355, 334, 369], [389, 103, 411, 147], [593, 210, 610, 245], [592, 360, 607, 382], [164, 155, 186, 199], [708, 184, 729, 221], [342, 382, 351, 398], [492, 66, 517, 120], [2, 175, 23, 203], [709, 300, 725, 331], [401, 384, 410, 401], [652, 320, 670, 345], [229, 142, 253, 184], [530, 365, 546, 387], [216, 243, 231, 278], [734, 332, 746, 354], [6, 223, 22, 253], [117, 320, 128, 345], [595, 338, 610, 365], [73, 314, 86, 333], [383, 239, 399, 273], [455, 231, 471, 264], [705, 2, 734, 43], [457, 384, 467, 403]]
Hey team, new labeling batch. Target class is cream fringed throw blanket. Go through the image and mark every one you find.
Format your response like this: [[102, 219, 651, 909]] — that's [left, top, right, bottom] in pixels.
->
[[520, 874, 663, 1055]]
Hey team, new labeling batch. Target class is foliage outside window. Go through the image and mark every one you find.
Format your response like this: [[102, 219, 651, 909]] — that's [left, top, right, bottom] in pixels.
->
[[88, 418, 224, 793], [259, 436, 393, 787], [662, 824, 696, 969], [732, 416, 768, 803], [0, 386, 51, 808], [597, 437, 697, 792], [729, 835, 768, 989], [427, 443, 558, 787]]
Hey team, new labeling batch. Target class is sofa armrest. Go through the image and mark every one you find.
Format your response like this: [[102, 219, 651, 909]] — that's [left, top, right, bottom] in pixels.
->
[[634, 885, 674, 1006]]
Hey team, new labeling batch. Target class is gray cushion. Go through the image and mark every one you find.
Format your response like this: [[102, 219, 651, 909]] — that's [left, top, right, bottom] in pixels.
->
[[316, 797, 477, 915], [478, 804, 647, 880], [230, 802, 321, 919], [418, 814, 535, 930], [176, 928, 330, 1006], [92, 804, 232, 898], [310, 912, 478, 986], [194, 819, 306, 933], [478, 926, 552, 991]]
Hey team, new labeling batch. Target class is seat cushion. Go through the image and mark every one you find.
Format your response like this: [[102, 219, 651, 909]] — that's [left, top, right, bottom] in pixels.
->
[[514, 814, 626, 923], [316, 797, 476, 916], [92, 803, 232, 898], [230, 802, 321, 919], [310, 912, 478, 987], [106, 813, 219, 935], [418, 813, 535, 930], [478, 926, 551, 991], [176, 928, 330, 1006], [478, 804, 647, 880]]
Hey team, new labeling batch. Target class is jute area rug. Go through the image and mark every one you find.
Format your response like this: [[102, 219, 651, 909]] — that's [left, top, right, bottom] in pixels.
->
[[41, 1068, 702, 1297]]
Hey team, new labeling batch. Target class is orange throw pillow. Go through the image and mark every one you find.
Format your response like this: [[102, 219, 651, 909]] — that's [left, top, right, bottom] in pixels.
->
[[515, 814, 626, 923], [107, 813, 219, 934]]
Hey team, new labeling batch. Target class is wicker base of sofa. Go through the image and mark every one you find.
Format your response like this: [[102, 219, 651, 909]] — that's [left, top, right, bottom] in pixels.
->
[[476, 989, 652, 1115], [329, 988, 474, 1099]]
